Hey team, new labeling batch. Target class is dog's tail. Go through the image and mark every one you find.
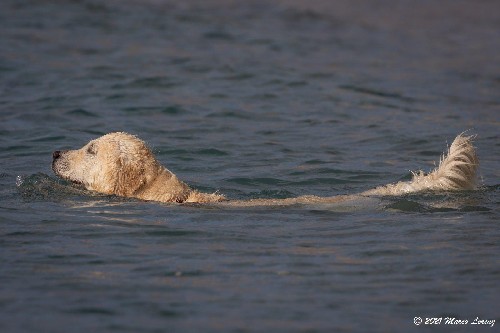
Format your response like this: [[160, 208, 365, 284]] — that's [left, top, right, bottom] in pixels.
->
[[363, 133, 479, 196]]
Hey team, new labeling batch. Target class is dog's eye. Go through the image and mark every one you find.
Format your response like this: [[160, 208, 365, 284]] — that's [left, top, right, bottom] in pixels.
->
[[87, 143, 97, 155]]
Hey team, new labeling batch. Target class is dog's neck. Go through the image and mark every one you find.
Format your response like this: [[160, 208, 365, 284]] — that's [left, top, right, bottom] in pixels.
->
[[134, 166, 192, 203]]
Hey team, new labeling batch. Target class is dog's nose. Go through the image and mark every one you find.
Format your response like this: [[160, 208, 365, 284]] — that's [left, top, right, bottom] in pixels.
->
[[53, 150, 61, 160]]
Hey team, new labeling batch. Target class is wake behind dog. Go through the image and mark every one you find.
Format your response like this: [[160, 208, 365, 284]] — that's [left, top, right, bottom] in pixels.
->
[[52, 132, 479, 206]]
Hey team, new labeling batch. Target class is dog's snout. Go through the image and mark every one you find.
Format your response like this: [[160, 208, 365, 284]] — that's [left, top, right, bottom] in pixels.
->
[[53, 150, 62, 160]]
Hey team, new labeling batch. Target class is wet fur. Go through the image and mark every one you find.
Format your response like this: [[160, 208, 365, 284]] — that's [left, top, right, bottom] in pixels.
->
[[52, 132, 479, 205], [363, 133, 478, 196], [52, 132, 225, 203]]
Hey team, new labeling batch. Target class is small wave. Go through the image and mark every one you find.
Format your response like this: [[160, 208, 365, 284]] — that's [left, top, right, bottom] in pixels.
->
[[65, 307, 116, 316], [384, 189, 493, 213], [219, 73, 254, 81], [386, 199, 437, 213], [339, 84, 416, 103], [226, 177, 289, 187], [247, 189, 296, 199], [206, 110, 254, 120], [121, 105, 188, 115], [28, 135, 67, 143], [292, 177, 352, 186], [203, 30, 235, 41], [66, 108, 99, 118], [16, 173, 99, 202], [113, 77, 180, 89], [195, 148, 229, 156], [162, 105, 188, 115]]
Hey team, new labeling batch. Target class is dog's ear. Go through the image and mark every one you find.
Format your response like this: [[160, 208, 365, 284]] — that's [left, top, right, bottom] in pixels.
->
[[114, 155, 148, 197]]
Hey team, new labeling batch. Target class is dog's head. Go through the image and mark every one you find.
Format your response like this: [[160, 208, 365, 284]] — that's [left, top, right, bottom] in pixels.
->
[[52, 132, 162, 197]]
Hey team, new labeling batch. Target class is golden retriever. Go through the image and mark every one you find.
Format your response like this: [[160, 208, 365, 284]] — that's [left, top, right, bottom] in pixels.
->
[[52, 132, 224, 203], [52, 132, 478, 205]]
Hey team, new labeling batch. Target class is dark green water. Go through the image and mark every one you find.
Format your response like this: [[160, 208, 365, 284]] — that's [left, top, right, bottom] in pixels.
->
[[1, 1, 499, 332]]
